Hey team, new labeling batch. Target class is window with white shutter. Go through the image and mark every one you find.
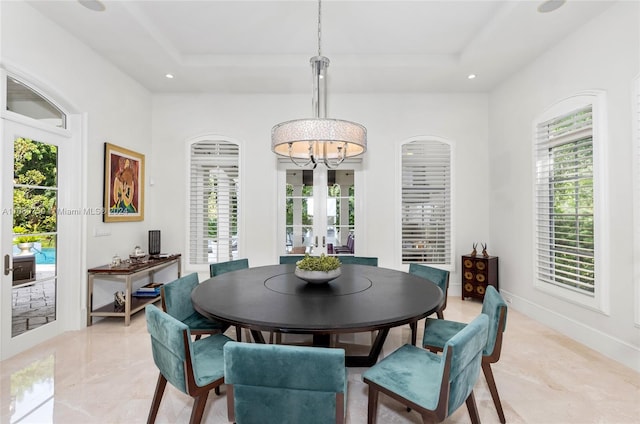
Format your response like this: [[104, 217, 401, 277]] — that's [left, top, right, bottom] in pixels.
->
[[534, 95, 604, 300], [401, 138, 452, 265], [188, 139, 239, 265]]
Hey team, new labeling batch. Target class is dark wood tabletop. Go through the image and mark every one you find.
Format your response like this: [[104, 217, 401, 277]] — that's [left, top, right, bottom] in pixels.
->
[[192, 263, 444, 366]]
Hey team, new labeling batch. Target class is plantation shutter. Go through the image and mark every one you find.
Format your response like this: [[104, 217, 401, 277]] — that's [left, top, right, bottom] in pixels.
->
[[535, 105, 595, 293], [189, 140, 239, 265], [401, 140, 451, 264]]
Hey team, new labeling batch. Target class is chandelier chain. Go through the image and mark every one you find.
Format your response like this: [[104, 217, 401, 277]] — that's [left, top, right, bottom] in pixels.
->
[[317, 0, 322, 57]]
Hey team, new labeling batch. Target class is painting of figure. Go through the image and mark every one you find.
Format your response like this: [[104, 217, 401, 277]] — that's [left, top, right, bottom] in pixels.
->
[[103, 143, 145, 222]]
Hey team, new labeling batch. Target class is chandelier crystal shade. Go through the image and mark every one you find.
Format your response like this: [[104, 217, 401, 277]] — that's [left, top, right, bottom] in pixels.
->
[[271, 1, 367, 168]]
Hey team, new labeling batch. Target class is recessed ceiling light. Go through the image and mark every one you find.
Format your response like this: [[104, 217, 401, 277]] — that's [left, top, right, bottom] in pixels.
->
[[467, 74, 477, 80], [78, 0, 105, 12], [538, 0, 566, 13], [165, 74, 175, 79]]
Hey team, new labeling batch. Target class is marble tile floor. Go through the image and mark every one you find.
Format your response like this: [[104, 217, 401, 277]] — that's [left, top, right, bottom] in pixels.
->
[[1, 297, 638, 424]]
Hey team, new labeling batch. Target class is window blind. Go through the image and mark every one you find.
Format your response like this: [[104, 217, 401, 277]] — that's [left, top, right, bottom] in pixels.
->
[[189, 141, 239, 265], [401, 140, 451, 264], [535, 105, 594, 293]]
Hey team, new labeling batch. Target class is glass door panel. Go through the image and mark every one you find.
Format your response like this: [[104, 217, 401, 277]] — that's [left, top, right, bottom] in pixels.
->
[[327, 170, 355, 255], [280, 164, 360, 257], [285, 170, 314, 254], [11, 138, 58, 337]]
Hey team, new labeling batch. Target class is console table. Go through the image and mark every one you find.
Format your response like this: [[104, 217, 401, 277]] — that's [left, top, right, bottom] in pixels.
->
[[86, 254, 181, 326]]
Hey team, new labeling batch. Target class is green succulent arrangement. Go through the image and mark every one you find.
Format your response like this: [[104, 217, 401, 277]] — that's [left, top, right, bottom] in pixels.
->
[[296, 254, 341, 272]]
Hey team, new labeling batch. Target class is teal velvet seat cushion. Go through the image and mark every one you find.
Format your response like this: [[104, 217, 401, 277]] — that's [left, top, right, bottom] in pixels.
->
[[423, 286, 507, 356], [209, 258, 249, 277], [363, 344, 444, 410], [364, 315, 488, 417], [182, 311, 228, 332], [191, 332, 233, 388], [145, 304, 232, 394], [224, 342, 347, 424]]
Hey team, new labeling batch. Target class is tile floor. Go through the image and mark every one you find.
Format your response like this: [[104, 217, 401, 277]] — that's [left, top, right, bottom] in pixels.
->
[[1, 297, 638, 423]]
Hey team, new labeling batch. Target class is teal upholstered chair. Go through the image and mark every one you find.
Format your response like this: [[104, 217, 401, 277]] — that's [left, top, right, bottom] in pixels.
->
[[161, 272, 229, 340], [145, 304, 232, 424], [224, 342, 347, 424], [210, 258, 250, 341], [408, 263, 450, 345], [422, 285, 508, 423], [210, 258, 249, 276], [279, 255, 305, 264], [363, 314, 489, 424], [334, 256, 378, 266]]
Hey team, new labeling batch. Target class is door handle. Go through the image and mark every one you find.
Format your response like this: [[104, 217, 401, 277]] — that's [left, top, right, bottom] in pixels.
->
[[315, 236, 318, 248], [4, 255, 13, 275], [322, 236, 326, 248]]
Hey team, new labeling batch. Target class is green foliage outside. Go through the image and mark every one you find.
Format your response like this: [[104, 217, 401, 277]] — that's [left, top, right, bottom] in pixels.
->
[[549, 134, 594, 292], [13, 138, 57, 246]]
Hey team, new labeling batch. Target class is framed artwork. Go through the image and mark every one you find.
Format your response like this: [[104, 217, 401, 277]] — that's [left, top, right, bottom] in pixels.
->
[[103, 142, 145, 222]]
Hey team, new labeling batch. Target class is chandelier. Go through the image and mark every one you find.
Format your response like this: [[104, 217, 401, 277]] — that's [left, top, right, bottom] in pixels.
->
[[271, 0, 367, 169]]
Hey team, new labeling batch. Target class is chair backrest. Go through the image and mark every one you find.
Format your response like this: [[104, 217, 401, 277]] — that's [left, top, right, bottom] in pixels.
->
[[145, 304, 192, 394], [161, 272, 199, 322], [335, 256, 378, 266], [209, 258, 249, 277], [439, 314, 489, 419], [480, 285, 508, 359], [224, 342, 347, 424], [279, 255, 305, 264], [409, 263, 450, 309], [346, 234, 354, 252]]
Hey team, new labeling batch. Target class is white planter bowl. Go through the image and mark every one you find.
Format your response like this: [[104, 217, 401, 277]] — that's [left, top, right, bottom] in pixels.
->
[[294, 267, 341, 284]]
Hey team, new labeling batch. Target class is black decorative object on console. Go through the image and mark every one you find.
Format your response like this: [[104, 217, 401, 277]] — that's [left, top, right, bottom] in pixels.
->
[[148, 230, 161, 256]]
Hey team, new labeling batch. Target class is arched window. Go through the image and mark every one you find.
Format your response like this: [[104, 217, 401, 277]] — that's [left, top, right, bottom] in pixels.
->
[[188, 138, 240, 266], [6, 76, 66, 128], [533, 91, 608, 311], [401, 138, 453, 265]]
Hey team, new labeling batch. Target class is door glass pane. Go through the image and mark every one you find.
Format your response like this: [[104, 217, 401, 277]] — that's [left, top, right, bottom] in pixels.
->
[[328, 170, 355, 255], [12, 138, 58, 337], [285, 170, 314, 254]]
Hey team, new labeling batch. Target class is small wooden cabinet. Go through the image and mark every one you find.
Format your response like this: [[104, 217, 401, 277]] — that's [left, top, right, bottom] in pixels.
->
[[461, 255, 498, 301]]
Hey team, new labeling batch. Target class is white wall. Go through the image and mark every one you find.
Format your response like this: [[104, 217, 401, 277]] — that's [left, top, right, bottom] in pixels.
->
[[151, 92, 489, 282], [1, 1, 153, 316], [488, 1, 640, 371]]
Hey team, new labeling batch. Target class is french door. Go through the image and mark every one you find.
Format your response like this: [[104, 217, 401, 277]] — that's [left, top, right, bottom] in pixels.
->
[[0, 118, 74, 359], [278, 161, 361, 256]]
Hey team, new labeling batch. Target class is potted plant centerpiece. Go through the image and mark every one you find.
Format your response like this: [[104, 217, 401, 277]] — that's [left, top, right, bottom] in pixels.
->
[[295, 254, 342, 284], [13, 226, 39, 255]]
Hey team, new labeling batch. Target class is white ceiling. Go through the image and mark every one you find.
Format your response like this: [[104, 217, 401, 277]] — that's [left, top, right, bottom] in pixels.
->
[[25, 0, 616, 94]]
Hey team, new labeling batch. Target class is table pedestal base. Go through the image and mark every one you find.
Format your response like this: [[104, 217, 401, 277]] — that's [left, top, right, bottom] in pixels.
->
[[249, 328, 390, 367]]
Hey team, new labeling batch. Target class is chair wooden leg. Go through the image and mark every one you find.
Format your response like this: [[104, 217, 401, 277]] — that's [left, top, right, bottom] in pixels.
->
[[189, 393, 209, 424], [235, 325, 242, 342], [465, 390, 481, 424], [147, 373, 167, 424], [436, 310, 444, 320], [409, 321, 417, 345], [194, 334, 202, 341], [227, 385, 235, 423], [367, 385, 379, 424], [482, 361, 506, 423], [215, 385, 220, 395]]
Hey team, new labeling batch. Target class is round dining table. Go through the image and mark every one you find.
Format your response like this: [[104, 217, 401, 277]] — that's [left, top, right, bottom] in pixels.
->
[[192, 263, 444, 367]]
